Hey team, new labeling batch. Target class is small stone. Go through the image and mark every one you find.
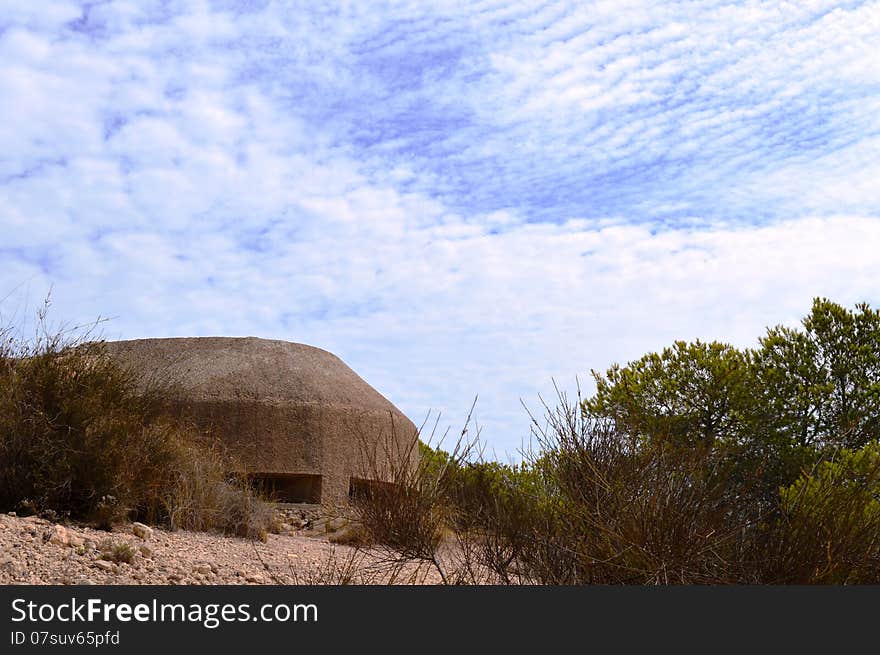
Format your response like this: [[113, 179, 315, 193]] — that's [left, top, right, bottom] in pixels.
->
[[68, 534, 85, 548], [194, 564, 212, 575], [245, 574, 265, 584], [94, 560, 114, 572], [139, 544, 154, 559], [131, 522, 153, 540]]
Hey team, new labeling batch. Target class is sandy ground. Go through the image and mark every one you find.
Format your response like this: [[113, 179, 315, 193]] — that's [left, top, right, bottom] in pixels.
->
[[0, 512, 441, 585]]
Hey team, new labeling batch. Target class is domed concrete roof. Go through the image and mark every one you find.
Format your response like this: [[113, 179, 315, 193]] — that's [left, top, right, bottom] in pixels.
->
[[103, 336, 403, 412]]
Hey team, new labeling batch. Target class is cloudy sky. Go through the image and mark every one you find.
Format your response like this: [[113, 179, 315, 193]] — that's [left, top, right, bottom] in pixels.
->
[[1, 0, 879, 457]]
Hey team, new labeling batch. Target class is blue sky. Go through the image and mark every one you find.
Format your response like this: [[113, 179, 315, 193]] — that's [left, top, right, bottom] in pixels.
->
[[2, 0, 879, 457]]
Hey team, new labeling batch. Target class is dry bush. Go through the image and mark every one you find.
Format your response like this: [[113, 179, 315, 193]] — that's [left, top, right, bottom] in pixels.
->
[[350, 388, 880, 585], [327, 521, 373, 547], [348, 389, 880, 585], [0, 335, 167, 523], [287, 548, 429, 585], [153, 436, 277, 541], [350, 404, 480, 584], [289, 548, 367, 585], [441, 390, 880, 585], [0, 302, 274, 539], [512, 389, 764, 584], [351, 391, 766, 585]]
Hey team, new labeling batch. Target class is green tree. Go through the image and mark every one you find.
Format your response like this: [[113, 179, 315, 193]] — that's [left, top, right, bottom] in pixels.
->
[[585, 340, 754, 448], [755, 298, 880, 451], [584, 299, 880, 499]]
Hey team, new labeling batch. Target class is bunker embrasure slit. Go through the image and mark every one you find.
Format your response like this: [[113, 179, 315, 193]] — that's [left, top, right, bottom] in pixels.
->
[[251, 473, 322, 504]]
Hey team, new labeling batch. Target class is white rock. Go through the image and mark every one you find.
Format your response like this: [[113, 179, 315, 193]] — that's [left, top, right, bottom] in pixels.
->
[[131, 522, 153, 540], [44, 525, 69, 547]]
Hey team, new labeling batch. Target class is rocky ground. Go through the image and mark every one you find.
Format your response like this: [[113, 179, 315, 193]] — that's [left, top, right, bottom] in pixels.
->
[[0, 510, 441, 585]]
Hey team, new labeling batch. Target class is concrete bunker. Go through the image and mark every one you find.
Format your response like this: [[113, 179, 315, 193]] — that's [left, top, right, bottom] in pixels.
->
[[103, 337, 418, 505]]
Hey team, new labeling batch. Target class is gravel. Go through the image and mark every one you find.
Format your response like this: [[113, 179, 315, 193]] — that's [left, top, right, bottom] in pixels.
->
[[0, 512, 440, 585]]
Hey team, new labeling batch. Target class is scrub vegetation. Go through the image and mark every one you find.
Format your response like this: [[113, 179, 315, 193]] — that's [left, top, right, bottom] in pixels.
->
[[3, 296, 878, 582], [353, 298, 880, 584], [0, 299, 274, 540]]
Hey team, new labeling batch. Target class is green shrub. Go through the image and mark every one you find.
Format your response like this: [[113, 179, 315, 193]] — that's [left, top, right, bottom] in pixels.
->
[[771, 442, 880, 583], [99, 539, 136, 564]]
